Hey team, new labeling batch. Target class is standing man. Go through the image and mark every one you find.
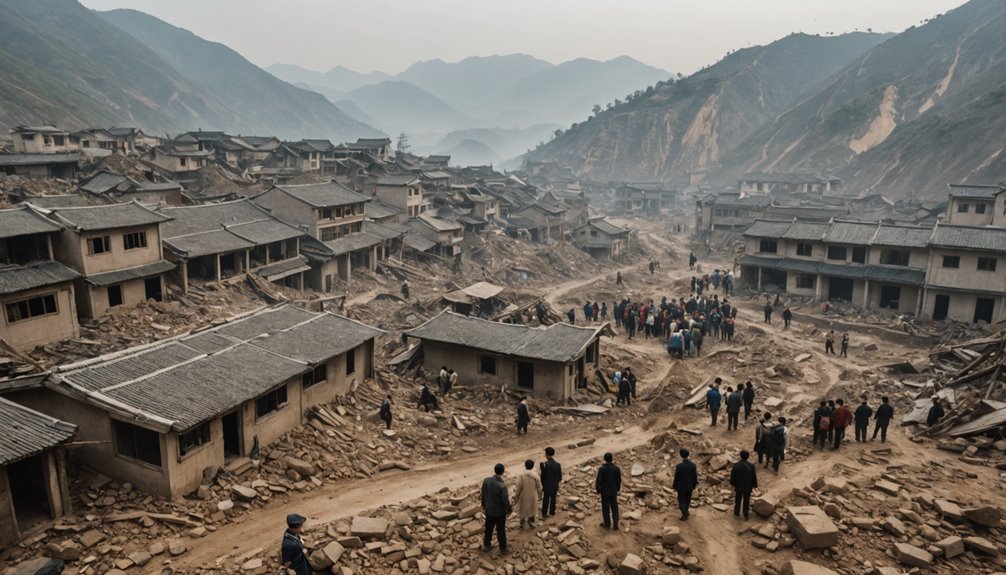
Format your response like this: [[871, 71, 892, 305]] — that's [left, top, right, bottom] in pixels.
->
[[726, 386, 743, 431], [540, 447, 562, 520], [840, 333, 849, 358], [782, 306, 793, 329], [754, 412, 774, 466], [567, 308, 576, 324], [626, 367, 638, 400], [763, 302, 773, 323], [767, 417, 788, 472], [379, 394, 393, 430], [729, 451, 758, 520], [616, 271, 624, 287], [514, 460, 542, 529], [595, 453, 621, 530], [516, 397, 531, 435], [447, 369, 458, 394], [401, 281, 410, 301], [280, 513, 310, 575], [742, 381, 755, 420], [927, 397, 945, 426], [825, 331, 836, 355], [706, 382, 722, 427], [832, 399, 853, 449], [854, 398, 873, 442], [418, 383, 439, 412], [689, 252, 697, 270], [481, 464, 511, 554], [873, 397, 895, 442], [672, 449, 698, 521], [438, 365, 449, 396]]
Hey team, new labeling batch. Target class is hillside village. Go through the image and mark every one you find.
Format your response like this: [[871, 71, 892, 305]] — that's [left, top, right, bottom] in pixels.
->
[[4, 2, 1006, 575]]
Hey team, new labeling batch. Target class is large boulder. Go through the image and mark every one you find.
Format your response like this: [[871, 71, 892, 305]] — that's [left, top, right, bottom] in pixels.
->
[[284, 456, 317, 477], [785, 506, 839, 549]]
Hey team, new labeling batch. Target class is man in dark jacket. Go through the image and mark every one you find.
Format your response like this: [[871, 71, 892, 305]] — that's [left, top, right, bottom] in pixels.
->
[[617, 375, 632, 406], [625, 368, 638, 400], [672, 449, 698, 520], [379, 395, 393, 430], [729, 451, 758, 519], [782, 307, 793, 328], [873, 396, 895, 442], [853, 398, 873, 442], [419, 384, 439, 412], [831, 399, 852, 449], [706, 382, 722, 427], [481, 464, 512, 553], [595, 453, 621, 530], [763, 303, 773, 323], [516, 397, 531, 434], [540, 447, 562, 520], [927, 397, 945, 426], [742, 381, 755, 420], [726, 387, 743, 431], [280, 513, 310, 575]]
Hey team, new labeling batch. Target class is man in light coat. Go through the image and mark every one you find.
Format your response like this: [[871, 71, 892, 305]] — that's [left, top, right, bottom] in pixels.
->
[[514, 459, 543, 529]]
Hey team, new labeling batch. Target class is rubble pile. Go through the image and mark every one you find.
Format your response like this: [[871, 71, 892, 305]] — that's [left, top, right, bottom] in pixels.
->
[[0, 173, 77, 205]]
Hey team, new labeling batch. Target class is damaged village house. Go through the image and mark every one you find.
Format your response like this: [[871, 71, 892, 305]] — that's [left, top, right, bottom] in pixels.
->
[[2, 305, 382, 499]]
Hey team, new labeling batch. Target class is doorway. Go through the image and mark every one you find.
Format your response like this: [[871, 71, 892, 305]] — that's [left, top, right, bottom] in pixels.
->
[[974, 298, 995, 324], [933, 295, 950, 321], [879, 285, 901, 309], [8, 455, 52, 531], [222, 411, 242, 459], [827, 277, 854, 302], [516, 361, 534, 390], [144, 276, 163, 302], [107, 284, 124, 307]]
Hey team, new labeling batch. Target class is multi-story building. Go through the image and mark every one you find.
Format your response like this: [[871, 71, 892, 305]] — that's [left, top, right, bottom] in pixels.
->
[[10, 126, 75, 154], [374, 174, 424, 219]]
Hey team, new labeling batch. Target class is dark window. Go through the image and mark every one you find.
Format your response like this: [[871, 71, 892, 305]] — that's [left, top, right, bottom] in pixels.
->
[[345, 350, 356, 375], [880, 249, 910, 266], [480, 355, 497, 375], [827, 246, 847, 261], [852, 247, 867, 264], [796, 274, 816, 289], [322, 208, 333, 220], [107, 284, 123, 307], [758, 240, 777, 254], [255, 385, 288, 418], [957, 202, 969, 213], [302, 364, 327, 389], [113, 420, 162, 467], [123, 231, 147, 250], [796, 243, 813, 257], [978, 257, 998, 272], [976, 203, 988, 215], [5, 294, 58, 323], [942, 255, 960, 269], [178, 422, 211, 456], [88, 236, 111, 255]]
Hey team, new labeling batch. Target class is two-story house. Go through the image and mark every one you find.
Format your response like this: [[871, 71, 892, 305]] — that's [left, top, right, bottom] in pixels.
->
[[70, 127, 155, 155], [738, 173, 841, 196], [45, 202, 175, 319], [410, 214, 463, 257], [0, 206, 81, 351], [11, 126, 75, 154], [374, 175, 424, 219], [508, 203, 567, 243], [945, 184, 1005, 226], [924, 223, 1006, 324], [571, 218, 630, 260], [159, 199, 309, 292]]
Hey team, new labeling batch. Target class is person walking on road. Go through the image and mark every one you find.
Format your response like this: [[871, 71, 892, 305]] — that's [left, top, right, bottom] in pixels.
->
[[873, 397, 895, 442], [782, 306, 793, 329], [595, 453, 622, 530], [840, 333, 849, 358], [672, 448, 698, 521], [726, 386, 742, 431], [854, 398, 873, 442], [730, 451, 758, 520], [280, 513, 310, 575], [540, 447, 562, 520], [742, 381, 755, 420], [706, 383, 722, 427], [516, 397, 531, 435], [832, 399, 853, 449], [514, 459, 542, 529], [481, 464, 512, 554], [379, 394, 393, 430]]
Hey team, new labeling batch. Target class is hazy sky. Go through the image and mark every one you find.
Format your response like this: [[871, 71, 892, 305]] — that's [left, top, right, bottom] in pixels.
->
[[80, 0, 968, 74]]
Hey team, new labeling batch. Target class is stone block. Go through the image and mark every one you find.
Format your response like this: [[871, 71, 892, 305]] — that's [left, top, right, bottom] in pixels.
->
[[661, 526, 681, 545], [785, 506, 839, 549], [231, 485, 257, 502], [351, 516, 389, 538], [284, 456, 316, 477], [752, 494, 778, 518], [79, 530, 106, 548], [894, 543, 932, 568], [935, 499, 964, 521], [964, 536, 999, 555], [881, 517, 907, 537], [936, 536, 964, 559], [964, 506, 1002, 528], [618, 553, 646, 575], [781, 560, 839, 575], [874, 480, 900, 496]]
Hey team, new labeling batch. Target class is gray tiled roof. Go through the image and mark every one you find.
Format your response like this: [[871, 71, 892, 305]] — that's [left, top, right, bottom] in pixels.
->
[[366, 222, 408, 241], [743, 220, 793, 238], [0, 205, 63, 239], [24, 195, 102, 208], [160, 200, 304, 258], [405, 310, 602, 363], [929, 224, 1006, 252], [80, 171, 131, 194], [227, 219, 304, 245], [365, 200, 402, 220], [85, 260, 175, 287], [947, 184, 1002, 199], [160, 199, 274, 238], [416, 214, 462, 232], [52, 305, 383, 431], [49, 201, 172, 231], [576, 219, 627, 236], [870, 224, 932, 248], [403, 233, 436, 252], [0, 397, 76, 465], [823, 221, 878, 246], [0, 153, 80, 166], [862, 265, 926, 286], [781, 221, 829, 241], [255, 256, 310, 281], [164, 229, 256, 258], [272, 182, 370, 208], [376, 174, 421, 186], [324, 233, 382, 256], [0, 260, 80, 295]]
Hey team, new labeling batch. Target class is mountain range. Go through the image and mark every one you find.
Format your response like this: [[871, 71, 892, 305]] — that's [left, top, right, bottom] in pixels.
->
[[530, 0, 1006, 200], [0, 0, 380, 141]]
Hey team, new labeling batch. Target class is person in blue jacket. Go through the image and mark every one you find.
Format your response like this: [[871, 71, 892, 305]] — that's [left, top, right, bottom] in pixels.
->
[[707, 380, 723, 427]]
